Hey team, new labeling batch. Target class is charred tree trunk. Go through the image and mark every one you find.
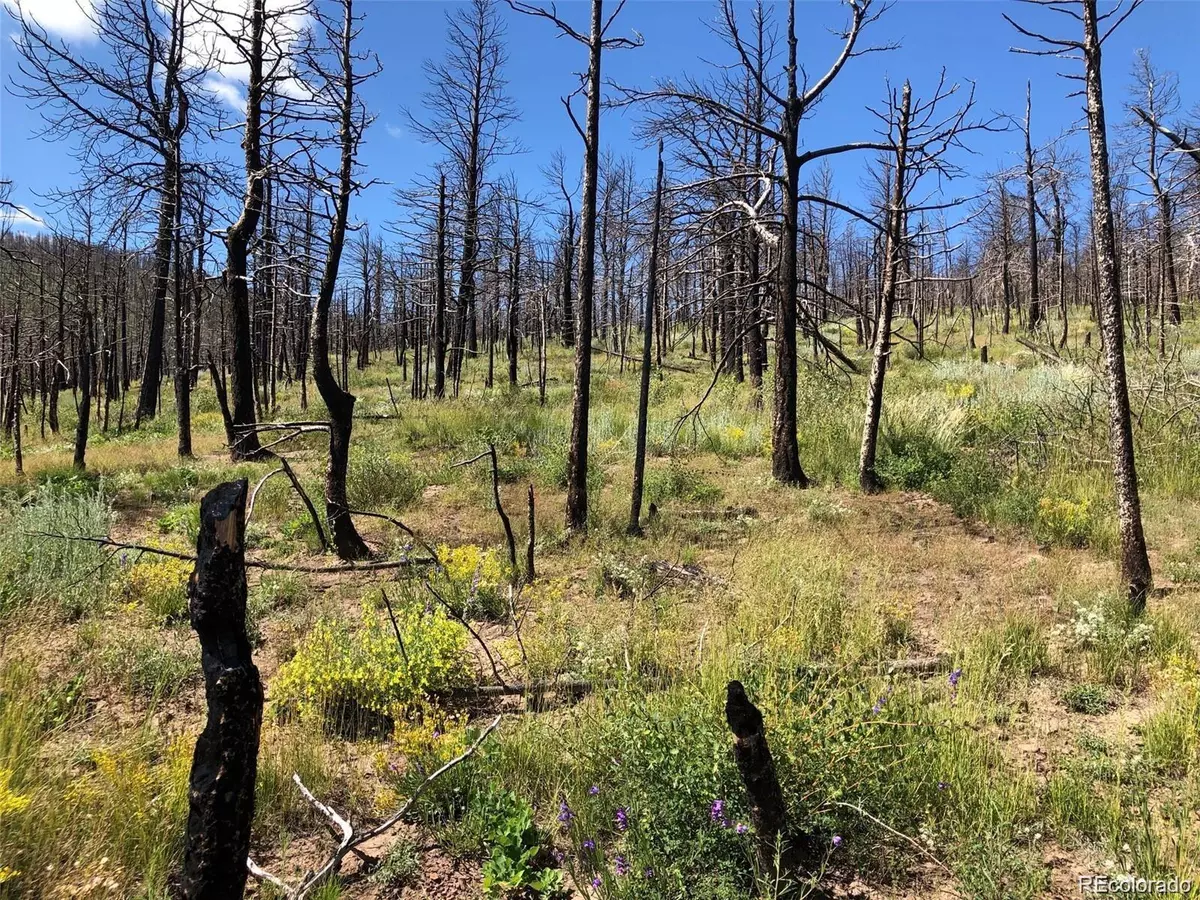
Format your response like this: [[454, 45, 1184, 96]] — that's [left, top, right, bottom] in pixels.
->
[[859, 83, 911, 494], [564, 0, 605, 532], [433, 175, 448, 399], [181, 479, 262, 900], [771, 0, 808, 487], [1025, 82, 1042, 332], [1082, 0, 1152, 612], [311, 0, 370, 561], [629, 142, 664, 536], [725, 681, 790, 880], [223, 0, 266, 461]]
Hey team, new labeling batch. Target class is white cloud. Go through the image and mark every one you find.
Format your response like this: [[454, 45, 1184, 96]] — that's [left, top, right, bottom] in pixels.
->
[[0, 204, 47, 231], [202, 75, 245, 111], [3, 0, 97, 40], [385, 123, 404, 140]]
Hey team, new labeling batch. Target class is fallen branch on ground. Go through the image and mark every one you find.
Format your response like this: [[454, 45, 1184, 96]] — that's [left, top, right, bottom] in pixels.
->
[[247, 716, 501, 899]]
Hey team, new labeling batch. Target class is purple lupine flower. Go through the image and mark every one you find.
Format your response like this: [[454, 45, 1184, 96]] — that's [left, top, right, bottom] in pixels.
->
[[871, 683, 894, 716], [583, 838, 596, 851], [588, 784, 600, 796], [558, 799, 575, 826], [552, 849, 566, 864], [735, 823, 749, 834], [591, 875, 603, 888], [709, 799, 725, 823], [120, 552, 129, 568], [832, 835, 843, 849], [948, 668, 963, 701], [615, 807, 629, 831], [615, 855, 629, 876]]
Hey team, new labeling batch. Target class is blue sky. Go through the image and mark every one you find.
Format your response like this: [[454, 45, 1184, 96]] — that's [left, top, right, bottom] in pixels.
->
[[2, 0, 1198, 239]]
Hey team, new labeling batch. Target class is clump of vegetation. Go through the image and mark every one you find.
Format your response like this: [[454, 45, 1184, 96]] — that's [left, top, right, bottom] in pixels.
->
[[113, 556, 191, 624], [476, 789, 566, 899], [434, 544, 511, 620], [0, 488, 113, 621], [273, 593, 469, 731], [645, 459, 722, 507], [348, 445, 425, 510], [370, 835, 421, 887], [1062, 682, 1112, 715]]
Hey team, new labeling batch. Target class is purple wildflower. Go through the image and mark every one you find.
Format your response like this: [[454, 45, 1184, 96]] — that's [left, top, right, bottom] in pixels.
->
[[588, 784, 600, 796], [948, 668, 963, 702], [644, 868, 654, 878], [871, 683, 894, 717], [615, 807, 629, 831], [591, 875, 603, 888], [832, 835, 843, 849], [552, 849, 565, 864], [937, 780, 949, 792], [735, 823, 749, 835], [583, 838, 596, 852], [615, 855, 629, 876], [558, 800, 575, 826], [709, 799, 725, 823]]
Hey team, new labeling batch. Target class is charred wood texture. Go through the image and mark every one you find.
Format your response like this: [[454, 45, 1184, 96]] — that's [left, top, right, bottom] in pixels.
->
[[182, 479, 262, 900]]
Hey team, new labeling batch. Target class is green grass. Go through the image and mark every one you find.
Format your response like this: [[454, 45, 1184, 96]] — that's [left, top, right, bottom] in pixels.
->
[[2, 316, 1200, 898]]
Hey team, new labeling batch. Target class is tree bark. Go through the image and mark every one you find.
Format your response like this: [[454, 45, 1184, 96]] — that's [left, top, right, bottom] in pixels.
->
[[1081, 0, 1152, 612], [311, 0, 370, 561], [564, 0, 605, 532], [859, 83, 911, 494], [223, 0, 267, 461], [181, 479, 262, 900], [629, 142, 664, 536]]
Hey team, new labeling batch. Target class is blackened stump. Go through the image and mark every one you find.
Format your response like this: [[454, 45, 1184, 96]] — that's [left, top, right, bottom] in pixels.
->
[[182, 480, 263, 900], [725, 680, 788, 876]]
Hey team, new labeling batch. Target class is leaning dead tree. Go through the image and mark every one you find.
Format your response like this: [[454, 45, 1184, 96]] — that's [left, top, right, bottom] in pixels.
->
[[181, 480, 262, 900], [629, 141, 666, 536], [1007, 0, 1154, 611], [858, 74, 992, 491]]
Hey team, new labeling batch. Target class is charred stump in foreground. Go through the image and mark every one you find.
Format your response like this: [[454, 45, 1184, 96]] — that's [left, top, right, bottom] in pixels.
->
[[182, 480, 263, 900], [725, 680, 826, 892], [725, 680, 788, 874]]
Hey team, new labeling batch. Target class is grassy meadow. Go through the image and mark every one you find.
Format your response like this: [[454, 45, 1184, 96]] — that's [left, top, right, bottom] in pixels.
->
[[1, 316, 1199, 899]]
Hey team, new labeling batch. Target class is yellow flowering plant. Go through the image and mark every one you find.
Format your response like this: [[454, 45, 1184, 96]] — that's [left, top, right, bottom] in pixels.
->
[[273, 592, 469, 726]]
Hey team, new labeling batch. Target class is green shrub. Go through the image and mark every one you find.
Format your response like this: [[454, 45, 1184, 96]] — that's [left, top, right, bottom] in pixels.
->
[[142, 466, 199, 504], [877, 429, 954, 491], [273, 592, 469, 730], [478, 789, 565, 898], [645, 459, 722, 507], [1062, 683, 1112, 715], [370, 836, 421, 887], [348, 445, 424, 510], [89, 629, 197, 699], [156, 503, 200, 543], [113, 556, 191, 625], [0, 489, 113, 621], [1035, 496, 1094, 548]]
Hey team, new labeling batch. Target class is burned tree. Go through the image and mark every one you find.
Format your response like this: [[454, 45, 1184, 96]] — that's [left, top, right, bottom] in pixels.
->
[[181, 479, 262, 900], [629, 141, 665, 536], [1007, 0, 1153, 611], [510, 0, 643, 532], [306, 0, 380, 561]]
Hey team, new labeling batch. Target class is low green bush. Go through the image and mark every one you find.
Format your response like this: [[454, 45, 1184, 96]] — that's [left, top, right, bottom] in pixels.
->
[[273, 591, 469, 730]]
